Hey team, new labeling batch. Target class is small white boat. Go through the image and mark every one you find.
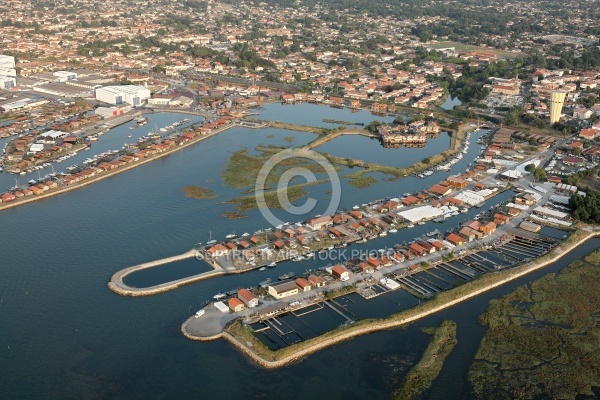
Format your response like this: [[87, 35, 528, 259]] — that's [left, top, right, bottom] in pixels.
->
[[195, 309, 205, 318], [242, 232, 250, 237], [388, 228, 398, 234], [267, 262, 277, 268], [207, 239, 217, 245], [225, 233, 237, 239], [407, 223, 415, 228], [379, 231, 388, 237], [213, 292, 226, 300], [352, 205, 360, 210], [259, 267, 266, 271], [418, 221, 426, 226]]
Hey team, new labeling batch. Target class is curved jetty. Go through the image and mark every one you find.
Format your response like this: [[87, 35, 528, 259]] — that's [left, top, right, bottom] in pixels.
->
[[108, 249, 224, 296]]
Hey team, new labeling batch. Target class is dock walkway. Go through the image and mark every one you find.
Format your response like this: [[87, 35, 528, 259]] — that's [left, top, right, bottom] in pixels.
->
[[108, 249, 224, 296]]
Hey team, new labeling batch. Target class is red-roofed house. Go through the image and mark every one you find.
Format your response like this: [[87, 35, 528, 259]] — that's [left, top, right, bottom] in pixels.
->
[[331, 265, 350, 281], [228, 297, 245, 312], [294, 277, 312, 292], [238, 289, 258, 308]]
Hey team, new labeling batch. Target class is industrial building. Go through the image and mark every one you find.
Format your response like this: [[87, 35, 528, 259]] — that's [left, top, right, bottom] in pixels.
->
[[95, 85, 151, 106], [0, 55, 16, 77], [0, 75, 16, 89]]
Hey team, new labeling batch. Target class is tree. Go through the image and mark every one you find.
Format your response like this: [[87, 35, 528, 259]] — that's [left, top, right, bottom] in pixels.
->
[[533, 167, 546, 181], [525, 163, 535, 172]]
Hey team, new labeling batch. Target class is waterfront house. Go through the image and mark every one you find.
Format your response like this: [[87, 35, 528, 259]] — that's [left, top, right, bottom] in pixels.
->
[[228, 297, 246, 312], [391, 252, 405, 263], [358, 262, 375, 273], [331, 265, 350, 281], [1, 192, 16, 202], [380, 256, 393, 267], [409, 243, 427, 257], [268, 282, 300, 299], [465, 220, 482, 231], [348, 210, 363, 219], [464, 227, 483, 243], [366, 257, 381, 269], [447, 176, 468, 189], [328, 227, 343, 238], [296, 235, 309, 245], [402, 196, 420, 207], [432, 240, 445, 251], [308, 275, 326, 288], [294, 278, 312, 292], [494, 214, 510, 226], [419, 241, 436, 254], [238, 289, 259, 308], [207, 244, 229, 258], [307, 215, 333, 230], [446, 233, 464, 246], [284, 228, 295, 238], [429, 184, 452, 197], [480, 222, 497, 235], [507, 208, 520, 217]]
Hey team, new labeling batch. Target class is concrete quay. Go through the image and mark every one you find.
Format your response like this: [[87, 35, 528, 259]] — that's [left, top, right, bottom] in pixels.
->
[[108, 249, 225, 296]]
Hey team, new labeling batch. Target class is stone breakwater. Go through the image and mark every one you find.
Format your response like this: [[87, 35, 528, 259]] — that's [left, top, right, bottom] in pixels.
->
[[108, 249, 224, 296], [206, 228, 597, 369]]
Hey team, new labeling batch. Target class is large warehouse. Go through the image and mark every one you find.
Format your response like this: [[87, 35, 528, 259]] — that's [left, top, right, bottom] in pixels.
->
[[95, 85, 151, 106]]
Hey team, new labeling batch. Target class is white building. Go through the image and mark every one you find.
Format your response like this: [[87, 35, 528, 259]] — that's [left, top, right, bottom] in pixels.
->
[[95, 85, 150, 106], [0, 75, 16, 89], [53, 71, 77, 82], [0, 55, 16, 77], [0, 55, 15, 69]]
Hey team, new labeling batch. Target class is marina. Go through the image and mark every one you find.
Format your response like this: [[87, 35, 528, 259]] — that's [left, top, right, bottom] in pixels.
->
[[0, 100, 596, 400]]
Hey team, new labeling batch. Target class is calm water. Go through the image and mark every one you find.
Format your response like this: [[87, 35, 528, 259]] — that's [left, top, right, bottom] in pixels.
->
[[257, 102, 396, 128], [0, 103, 594, 399], [440, 96, 463, 111], [0, 112, 204, 191], [317, 132, 451, 168]]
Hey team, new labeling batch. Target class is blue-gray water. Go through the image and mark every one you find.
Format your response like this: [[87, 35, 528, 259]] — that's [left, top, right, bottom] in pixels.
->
[[440, 96, 463, 111], [0, 105, 594, 399]]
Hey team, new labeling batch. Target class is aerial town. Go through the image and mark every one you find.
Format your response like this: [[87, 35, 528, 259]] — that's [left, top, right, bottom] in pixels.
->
[[1, 0, 600, 398]]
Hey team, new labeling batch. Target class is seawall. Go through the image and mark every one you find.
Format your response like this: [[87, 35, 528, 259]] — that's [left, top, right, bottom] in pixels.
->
[[108, 249, 225, 296]]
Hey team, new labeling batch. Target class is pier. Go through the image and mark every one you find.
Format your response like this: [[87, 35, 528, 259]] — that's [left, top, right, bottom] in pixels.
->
[[108, 249, 225, 296]]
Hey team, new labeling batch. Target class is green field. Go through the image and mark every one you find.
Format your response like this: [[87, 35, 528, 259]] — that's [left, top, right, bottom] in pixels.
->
[[426, 41, 522, 59]]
